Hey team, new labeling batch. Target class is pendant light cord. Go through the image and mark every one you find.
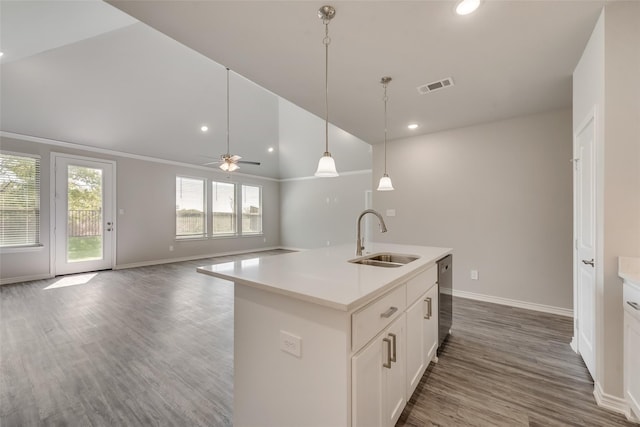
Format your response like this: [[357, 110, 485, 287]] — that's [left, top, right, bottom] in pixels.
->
[[226, 67, 230, 156], [383, 82, 388, 174], [323, 18, 331, 155]]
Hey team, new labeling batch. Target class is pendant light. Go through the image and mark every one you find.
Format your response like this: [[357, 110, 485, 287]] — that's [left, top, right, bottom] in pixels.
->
[[314, 5, 339, 177], [377, 76, 394, 191]]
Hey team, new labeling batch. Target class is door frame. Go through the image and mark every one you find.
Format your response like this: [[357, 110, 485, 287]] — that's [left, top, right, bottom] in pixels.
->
[[50, 152, 117, 276], [572, 107, 598, 377]]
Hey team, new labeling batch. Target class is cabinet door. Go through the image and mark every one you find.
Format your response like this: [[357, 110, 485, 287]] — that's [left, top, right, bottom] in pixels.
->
[[424, 284, 439, 364], [352, 333, 384, 427], [352, 314, 406, 427], [406, 297, 426, 397], [385, 315, 406, 427], [625, 311, 640, 418]]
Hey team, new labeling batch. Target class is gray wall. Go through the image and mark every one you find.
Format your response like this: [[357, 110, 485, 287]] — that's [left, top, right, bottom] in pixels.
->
[[0, 136, 280, 282], [277, 97, 374, 250], [280, 172, 371, 249], [574, 2, 640, 399], [373, 109, 573, 310]]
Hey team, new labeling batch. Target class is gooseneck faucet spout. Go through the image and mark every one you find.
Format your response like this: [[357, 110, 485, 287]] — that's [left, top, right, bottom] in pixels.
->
[[356, 209, 388, 256]]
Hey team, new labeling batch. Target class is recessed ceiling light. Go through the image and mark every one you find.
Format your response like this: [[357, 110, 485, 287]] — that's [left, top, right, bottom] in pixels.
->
[[200, 125, 209, 132], [408, 124, 419, 130], [456, 0, 480, 15], [268, 147, 275, 153]]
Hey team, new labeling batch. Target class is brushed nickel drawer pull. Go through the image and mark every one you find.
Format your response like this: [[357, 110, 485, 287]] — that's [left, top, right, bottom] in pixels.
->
[[424, 297, 432, 320], [383, 337, 392, 369], [380, 306, 398, 318], [628, 301, 640, 311], [389, 333, 397, 363]]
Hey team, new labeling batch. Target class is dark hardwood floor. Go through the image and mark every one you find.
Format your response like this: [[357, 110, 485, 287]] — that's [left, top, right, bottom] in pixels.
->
[[1, 251, 633, 426]]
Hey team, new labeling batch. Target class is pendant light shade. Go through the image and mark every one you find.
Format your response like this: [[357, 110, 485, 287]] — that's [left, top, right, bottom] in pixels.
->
[[377, 76, 394, 191], [314, 5, 339, 178], [377, 174, 394, 191], [316, 152, 338, 177]]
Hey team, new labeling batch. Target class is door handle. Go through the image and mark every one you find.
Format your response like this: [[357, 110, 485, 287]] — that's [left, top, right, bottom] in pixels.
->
[[628, 301, 640, 311], [382, 337, 392, 369], [581, 259, 594, 267], [424, 297, 432, 320], [388, 333, 397, 363]]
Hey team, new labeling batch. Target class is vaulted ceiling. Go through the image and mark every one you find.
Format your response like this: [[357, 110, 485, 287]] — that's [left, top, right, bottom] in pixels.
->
[[1, 1, 606, 179]]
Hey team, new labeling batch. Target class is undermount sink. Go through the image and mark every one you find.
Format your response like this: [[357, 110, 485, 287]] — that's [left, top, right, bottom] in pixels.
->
[[349, 253, 420, 268]]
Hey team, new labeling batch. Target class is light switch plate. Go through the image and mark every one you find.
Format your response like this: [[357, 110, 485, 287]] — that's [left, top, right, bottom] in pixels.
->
[[386, 209, 396, 217], [280, 331, 302, 358]]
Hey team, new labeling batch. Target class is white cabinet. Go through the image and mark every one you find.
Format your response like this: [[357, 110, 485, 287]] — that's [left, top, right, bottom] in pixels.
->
[[352, 265, 438, 427], [352, 314, 406, 427], [623, 280, 640, 421], [406, 272, 438, 397]]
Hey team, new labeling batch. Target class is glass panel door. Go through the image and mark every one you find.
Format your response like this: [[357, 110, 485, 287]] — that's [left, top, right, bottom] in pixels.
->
[[54, 155, 114, 276]]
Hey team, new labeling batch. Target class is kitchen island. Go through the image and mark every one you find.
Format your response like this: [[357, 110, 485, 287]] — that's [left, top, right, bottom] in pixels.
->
[[197, 243, 452, 427]]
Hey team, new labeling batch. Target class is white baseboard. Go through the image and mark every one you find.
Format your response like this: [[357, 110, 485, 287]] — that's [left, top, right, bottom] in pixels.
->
[[593, 381, 629, 418], [452, 289, 573, 317], [114, 246, 283, 270], [278, 246, 307, 252], [1, 273, 53, 286], [570, 336, 578, 353]]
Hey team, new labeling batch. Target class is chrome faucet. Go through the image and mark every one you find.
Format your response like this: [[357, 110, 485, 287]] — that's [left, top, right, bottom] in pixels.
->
[[356, 209, 388, 256]]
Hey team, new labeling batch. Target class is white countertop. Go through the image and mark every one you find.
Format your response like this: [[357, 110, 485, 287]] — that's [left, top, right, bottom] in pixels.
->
[[619, 257, 640, 288], [197, 243, 452, 311]]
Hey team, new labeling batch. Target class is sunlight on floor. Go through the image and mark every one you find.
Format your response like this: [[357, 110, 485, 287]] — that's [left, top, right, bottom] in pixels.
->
[[44, 272, 98, 290]]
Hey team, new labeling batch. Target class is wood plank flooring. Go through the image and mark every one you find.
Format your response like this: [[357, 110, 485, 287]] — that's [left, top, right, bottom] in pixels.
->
[[398, 298, 634, 427], [1, 251, 634, 426]]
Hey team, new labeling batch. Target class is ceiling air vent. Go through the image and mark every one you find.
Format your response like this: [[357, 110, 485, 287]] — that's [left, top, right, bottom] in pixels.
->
[[417, 77, 454, 95]]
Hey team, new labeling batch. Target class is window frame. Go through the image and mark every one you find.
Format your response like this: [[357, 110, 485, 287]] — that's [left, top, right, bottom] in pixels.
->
[[175, 175, 207, 240], [211, 180, 237, 237], [240, 184, 263, 236], [0, 151, 42, 250]]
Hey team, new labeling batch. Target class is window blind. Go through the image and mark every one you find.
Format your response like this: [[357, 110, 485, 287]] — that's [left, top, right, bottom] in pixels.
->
[[0, 152, 41, 247]]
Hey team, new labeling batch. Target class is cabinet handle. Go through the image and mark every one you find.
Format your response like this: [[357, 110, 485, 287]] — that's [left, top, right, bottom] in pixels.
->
[[424, 297, 432, 320], [382, 337, 392, 369], [581, 259, 594, 267], [380, 306, 398, 318], [628, 301, 640, 311], [389, 333, 397, 363]]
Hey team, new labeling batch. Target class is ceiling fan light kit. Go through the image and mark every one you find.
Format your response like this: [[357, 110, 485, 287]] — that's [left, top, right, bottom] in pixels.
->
[[314, 5, 339, 178], [377, 76, 394, 191]]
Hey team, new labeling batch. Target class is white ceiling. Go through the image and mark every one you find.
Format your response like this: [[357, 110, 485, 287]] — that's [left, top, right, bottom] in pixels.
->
[[1, 0, 606, 179]]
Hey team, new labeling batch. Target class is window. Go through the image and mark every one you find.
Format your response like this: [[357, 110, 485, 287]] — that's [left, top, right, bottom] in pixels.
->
[[176, 176, 206, 238], [0, 152, 41, 247], [212, 181, 236, 235], [241, 185, 262, 234]]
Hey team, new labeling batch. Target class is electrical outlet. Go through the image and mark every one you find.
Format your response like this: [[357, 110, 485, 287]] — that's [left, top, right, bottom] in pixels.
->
[[280, 331, 301, 357], [169, 245, 174, 252], [471, 270, 478, 280]]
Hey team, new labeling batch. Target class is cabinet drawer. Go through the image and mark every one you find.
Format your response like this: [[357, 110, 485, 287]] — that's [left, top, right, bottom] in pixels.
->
[[624, 282, 640, 322], [352, 284, 406, 351], [406, 266, 437, 306]]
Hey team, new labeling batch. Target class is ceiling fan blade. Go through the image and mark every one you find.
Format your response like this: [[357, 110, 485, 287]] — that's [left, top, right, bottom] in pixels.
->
[[203, 160, 221, 166], [237, 160, 261, 166], [230, 154, 242, 162]]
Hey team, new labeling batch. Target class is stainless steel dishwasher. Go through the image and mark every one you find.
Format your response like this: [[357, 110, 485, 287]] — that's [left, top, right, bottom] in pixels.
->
[[437, 255, 452, 355]]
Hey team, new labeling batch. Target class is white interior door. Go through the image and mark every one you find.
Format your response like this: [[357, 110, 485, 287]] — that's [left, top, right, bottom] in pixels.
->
[[54, 154, 115, 275], [575, 115, 596, 378]]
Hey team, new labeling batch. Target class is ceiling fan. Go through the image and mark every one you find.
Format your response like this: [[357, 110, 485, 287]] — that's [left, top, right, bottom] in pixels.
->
[[204, 67, 261, 172]]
